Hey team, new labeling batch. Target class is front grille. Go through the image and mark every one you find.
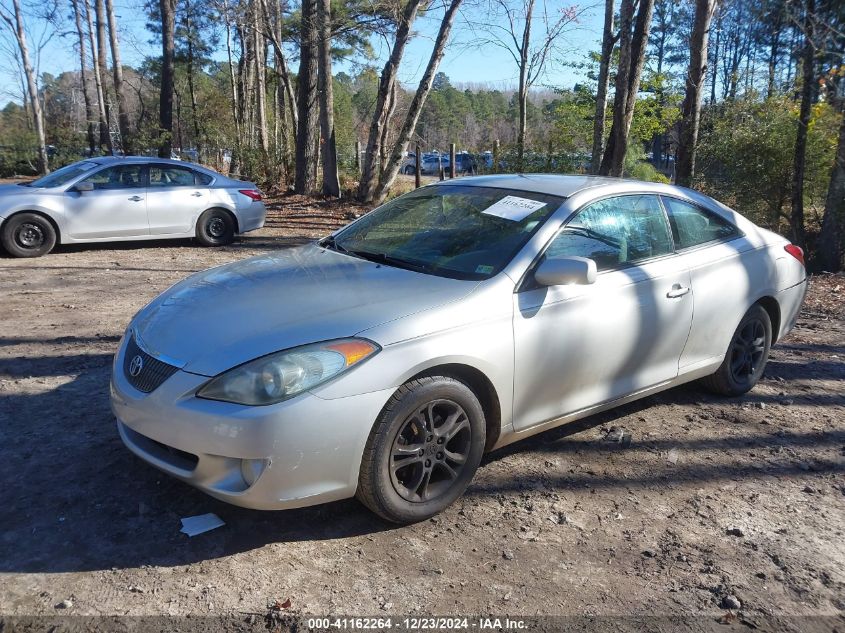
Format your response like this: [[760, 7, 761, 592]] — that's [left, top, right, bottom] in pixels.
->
[[123, 335, 179, 393]]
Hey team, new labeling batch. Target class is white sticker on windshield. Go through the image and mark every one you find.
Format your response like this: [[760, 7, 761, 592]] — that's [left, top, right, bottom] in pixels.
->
[[481, 195, 547, 222]]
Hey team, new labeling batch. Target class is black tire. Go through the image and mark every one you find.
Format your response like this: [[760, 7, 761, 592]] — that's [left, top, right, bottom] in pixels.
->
[[700, 304, 772, 396], [357, 376, 486, 524], [195, 209, 235, 246], [0, 212, 57, 258], [404, 166, 414, 175]]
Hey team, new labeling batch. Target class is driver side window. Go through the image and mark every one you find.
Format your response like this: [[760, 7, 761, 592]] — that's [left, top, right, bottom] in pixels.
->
[[82, 165, 145, 190], [546, 195, 673, 271]]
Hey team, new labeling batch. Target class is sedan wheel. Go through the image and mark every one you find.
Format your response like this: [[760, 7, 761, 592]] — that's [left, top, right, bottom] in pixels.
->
[[357, 376, 485, 523], [1, 212, 57, 258], [195, 209, 235, 247], [701, 304, 772, 396]]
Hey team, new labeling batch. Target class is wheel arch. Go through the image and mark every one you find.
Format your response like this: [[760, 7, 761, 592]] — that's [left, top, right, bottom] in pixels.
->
[[1, 209, 62, 243], [405, 363, 502, 452]]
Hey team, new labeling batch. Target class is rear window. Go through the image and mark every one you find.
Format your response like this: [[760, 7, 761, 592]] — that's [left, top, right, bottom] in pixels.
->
[[662, 197, 739, 249]]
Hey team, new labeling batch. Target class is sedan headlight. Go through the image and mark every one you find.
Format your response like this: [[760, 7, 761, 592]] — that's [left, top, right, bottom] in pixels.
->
[[197, 338, 379, 406]]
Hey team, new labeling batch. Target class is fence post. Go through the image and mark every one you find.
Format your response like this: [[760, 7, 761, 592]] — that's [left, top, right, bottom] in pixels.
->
[[493, 139, 500, 174], [415, 143, 421, 188], [355, 139, 361, 174], [449, 143, 456, 179]]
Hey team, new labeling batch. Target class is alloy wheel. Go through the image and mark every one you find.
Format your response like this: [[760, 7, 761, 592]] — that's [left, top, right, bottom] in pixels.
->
[[729, 318, 766, 382], [389, 399, 472, 503]]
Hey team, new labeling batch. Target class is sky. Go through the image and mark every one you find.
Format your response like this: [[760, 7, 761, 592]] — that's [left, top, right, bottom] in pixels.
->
[[1, 0, 607, 105]]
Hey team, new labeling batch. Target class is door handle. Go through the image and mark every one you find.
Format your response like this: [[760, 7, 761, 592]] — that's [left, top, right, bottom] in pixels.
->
[[191, 192, 203, 197], [128, 195, 143, 202], [666, 284, 690, 299]]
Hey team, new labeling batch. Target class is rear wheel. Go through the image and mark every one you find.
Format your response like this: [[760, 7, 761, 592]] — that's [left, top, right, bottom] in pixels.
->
[[1, 212, 57, 258], [357, 376, 485, 524], [701, 304, 772, 396], [195, 209, 235, 246]]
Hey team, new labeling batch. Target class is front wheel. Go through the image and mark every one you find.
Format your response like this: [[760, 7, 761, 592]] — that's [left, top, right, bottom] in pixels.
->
[[0, 212, 57, 258], [195, 209, 235, 247], [357, 376, 486, 523], [700, 304, 772, 396]]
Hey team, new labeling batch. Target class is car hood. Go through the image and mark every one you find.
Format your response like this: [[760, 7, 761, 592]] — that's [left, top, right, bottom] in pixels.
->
[[132, 244, 480, 376], [0, 183, 35, 197]]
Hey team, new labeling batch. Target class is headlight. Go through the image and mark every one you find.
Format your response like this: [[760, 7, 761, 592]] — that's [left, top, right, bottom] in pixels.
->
[[196, 338, 379, 406]]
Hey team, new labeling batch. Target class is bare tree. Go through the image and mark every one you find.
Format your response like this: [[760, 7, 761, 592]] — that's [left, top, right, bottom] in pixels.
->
[[94, 0, 111, 150], [295, 0, 319, 193], [590, 0, 614, 174], [158, 0, 176, 158], [105, 0, 131, 153], [675, 0, 717, 187], [83, 0, 109, 152], [317, 0, 339, 196], [816, 105, 844, 271], [789, 0, 814, 249], [70, 0, 97, 155], [598, 0, 655, 176], [475, 0, 580, 172], [1, 0, 49, 173], [373, 0, 464, 204], [357, 0, 422, 202]]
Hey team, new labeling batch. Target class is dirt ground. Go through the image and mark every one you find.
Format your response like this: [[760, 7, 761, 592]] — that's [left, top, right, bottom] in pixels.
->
[[0, 194, 843, 632]]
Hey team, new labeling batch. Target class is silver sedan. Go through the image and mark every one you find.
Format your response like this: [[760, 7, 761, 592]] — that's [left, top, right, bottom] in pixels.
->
[[110, 175, 808, 523], [0, 157, 265, 257]]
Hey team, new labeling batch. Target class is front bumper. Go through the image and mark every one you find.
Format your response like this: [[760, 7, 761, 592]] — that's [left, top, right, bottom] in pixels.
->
[[111, 345, 392, 510]]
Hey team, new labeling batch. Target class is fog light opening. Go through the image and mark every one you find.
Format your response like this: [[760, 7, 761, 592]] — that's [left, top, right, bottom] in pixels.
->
[[240, 458, 268, 487]]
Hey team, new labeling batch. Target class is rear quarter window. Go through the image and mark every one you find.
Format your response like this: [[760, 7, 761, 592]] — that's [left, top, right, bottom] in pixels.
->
[[662, 196, 739, 249]]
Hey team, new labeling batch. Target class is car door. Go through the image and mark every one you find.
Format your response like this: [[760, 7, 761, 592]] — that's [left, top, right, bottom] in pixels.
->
[[63, 164, 149, 239], [144, 164, 212, 235], [659, 195, 753, 372], [511, 194, 694, 431]]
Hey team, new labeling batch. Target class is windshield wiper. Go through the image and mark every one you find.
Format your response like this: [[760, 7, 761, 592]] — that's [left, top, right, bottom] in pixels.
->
[[319, 235, 348, 253], [346, 249, 433, 274]]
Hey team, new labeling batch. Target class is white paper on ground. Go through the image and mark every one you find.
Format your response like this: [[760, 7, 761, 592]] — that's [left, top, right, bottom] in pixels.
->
[[481, 195, 547, 222], [180, 513, 225, 536]]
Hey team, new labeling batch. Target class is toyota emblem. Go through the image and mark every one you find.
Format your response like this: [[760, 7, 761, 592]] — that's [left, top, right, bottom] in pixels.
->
[[129, 355, 144, 377]]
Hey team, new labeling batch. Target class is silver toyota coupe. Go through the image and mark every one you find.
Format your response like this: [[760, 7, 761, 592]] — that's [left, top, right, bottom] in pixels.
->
[[0, 157, 265, 257], [110, 175, 808, 523]]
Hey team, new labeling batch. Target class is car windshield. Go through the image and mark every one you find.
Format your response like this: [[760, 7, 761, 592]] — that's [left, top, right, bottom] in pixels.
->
[[328, 185, 564, 280], [25, 161, 99, 188]]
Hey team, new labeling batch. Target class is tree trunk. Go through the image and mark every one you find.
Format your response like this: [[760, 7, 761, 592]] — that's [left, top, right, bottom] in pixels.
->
[[710, 6, 720, 104], [222, 0, 241, 175], [84, 0, 109, 154], [184, 0, 203, 161], [94, 0, 112, 151], [675, 0, 716, 188], [71, 0, 97, 156], [294, 0, 319, 193], [815, 107, 845, 272], [105, 0, 131, 153], [317, 0, 339, 196], [253, 0, 269, 157], [158, 0, 176, 158], [516, 0, 534, 173], [590, 0, 614, 174], [1, 0, 48, 173], [357, 0, 422, 202], [790, 0, 814, 249], [373, 0, 464, 204], [766, 9, 782, 99], [260, 0, 298, 133]]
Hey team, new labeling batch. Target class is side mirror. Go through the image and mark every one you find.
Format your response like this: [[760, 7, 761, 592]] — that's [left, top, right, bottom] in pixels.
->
[[534, 256, 597, 287], [74, 181, 94, 193]]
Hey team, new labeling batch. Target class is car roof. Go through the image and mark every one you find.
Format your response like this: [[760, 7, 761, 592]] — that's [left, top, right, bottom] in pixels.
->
[[89, 156, 201, 169], [434, 174, 633, 198]]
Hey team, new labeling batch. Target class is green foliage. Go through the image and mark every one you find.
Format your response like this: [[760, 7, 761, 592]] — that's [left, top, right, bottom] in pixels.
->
[[696, 97, 838, 231], [623, 145, 670, 183]]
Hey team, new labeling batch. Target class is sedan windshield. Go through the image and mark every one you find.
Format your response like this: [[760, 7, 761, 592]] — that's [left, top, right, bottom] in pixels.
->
[[25, 161, 99, 188], [329, 185, 563, 280]]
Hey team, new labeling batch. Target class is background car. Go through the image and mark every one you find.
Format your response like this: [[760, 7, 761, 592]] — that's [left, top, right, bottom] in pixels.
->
[[0, 156, 265, 257], [111, 175, 807, 524]]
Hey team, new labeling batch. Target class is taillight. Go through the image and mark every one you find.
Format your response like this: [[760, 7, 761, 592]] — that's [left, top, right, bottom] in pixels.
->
[[239, 189, 262, 201], [784, 244, 804, 266]]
